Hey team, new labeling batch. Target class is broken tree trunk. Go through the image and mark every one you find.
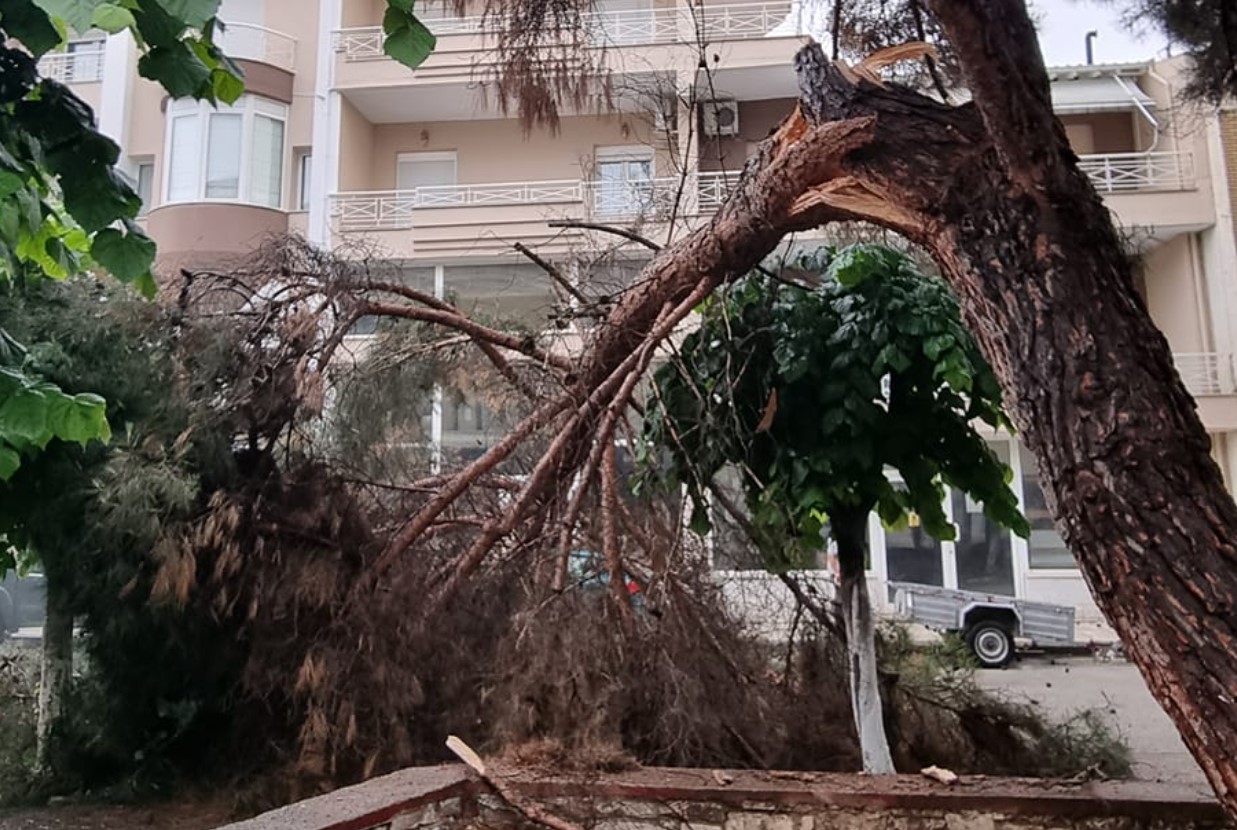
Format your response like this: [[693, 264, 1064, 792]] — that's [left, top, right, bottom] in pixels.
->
[[784, 1, 1237, 811], [370, 0, 1237, 813]]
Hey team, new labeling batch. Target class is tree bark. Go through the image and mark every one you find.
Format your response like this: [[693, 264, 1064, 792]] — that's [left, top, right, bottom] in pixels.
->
[[781, 2, 1237, 810], [834, 508, 894, 774], [36, 590, 72, 773], [366, 0, 1237, 811]]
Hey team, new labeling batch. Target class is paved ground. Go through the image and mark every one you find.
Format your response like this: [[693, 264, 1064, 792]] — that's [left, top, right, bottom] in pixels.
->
[[977, 654, 1210, 793]]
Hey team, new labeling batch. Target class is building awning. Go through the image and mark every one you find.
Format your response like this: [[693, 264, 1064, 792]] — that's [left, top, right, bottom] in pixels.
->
[[1050, 75, 1156, 114]]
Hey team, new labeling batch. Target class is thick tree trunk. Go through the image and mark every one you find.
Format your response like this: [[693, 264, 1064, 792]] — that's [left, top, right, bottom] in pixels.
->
[[783, 1, 1237, 811], [36, 591, 72, 773], [834, 509, 894, 773], [371, 0, 1237, 812]]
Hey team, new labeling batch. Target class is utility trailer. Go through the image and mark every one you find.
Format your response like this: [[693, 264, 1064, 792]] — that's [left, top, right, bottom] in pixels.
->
[[889, 581, 1075, 668]]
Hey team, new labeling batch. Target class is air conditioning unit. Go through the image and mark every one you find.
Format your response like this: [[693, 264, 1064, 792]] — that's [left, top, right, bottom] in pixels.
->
[[702, 99, 740, 137]]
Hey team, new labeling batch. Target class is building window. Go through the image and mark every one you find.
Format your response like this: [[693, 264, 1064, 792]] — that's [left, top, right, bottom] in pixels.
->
[[297, 152, 312, 211], [593, 147, 654, 216], [66, 38, 104, 82], [1019, 445, 1076, 569], [134, 160, 155, 216], [396, 152, 458, 205], [164, 96, 287, 208]]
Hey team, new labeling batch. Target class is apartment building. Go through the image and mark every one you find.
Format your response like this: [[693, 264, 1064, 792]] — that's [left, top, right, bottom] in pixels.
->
[[49, 0, 1237, 628]]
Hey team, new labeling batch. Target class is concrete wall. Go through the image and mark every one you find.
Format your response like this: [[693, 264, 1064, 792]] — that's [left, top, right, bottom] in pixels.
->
[[1060, 112, 1139, 154], [699, 98, 796, 172], [365, 115, 662, 189], [339, 98, 377, 191]]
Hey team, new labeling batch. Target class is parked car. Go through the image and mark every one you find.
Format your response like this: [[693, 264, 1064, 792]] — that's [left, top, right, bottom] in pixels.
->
[[0, 571, 46, 635]]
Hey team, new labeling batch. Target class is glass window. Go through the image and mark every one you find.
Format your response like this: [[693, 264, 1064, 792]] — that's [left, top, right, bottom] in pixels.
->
[[167, 114, 201, 202], [250, 114, 285, 207], [593, 0, 655, 45], [297, 153, 312, 211], [953, 489, 1015, 594], [66, 39, 104, 82], [135, 161, 155, 216], [165, 96, 287, 206], [885, 514, 943, 586], [205, 113, 243, 198], [1019, 445, 1076, 569], [953, 442, 1016, 594], [397, 153, 458, 205], [594, 151, 653, 216]]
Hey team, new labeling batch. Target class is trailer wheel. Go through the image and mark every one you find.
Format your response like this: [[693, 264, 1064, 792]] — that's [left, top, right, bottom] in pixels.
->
[[965, 621, 1014, 668]]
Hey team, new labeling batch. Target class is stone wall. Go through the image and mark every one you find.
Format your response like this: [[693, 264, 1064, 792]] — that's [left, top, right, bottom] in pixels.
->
[[216, 765, 1229, 830]]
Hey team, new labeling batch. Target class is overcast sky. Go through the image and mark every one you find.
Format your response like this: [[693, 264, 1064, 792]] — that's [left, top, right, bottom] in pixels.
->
[[1030, 0, 1167, 66]]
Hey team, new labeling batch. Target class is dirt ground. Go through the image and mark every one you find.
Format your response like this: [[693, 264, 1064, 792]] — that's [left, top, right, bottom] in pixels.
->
[[0, 801, 235, 830]]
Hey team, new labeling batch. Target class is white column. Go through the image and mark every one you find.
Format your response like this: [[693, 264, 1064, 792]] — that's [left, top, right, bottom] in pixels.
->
[[940, 493, 959, 590], [1198, 114, 1237, 360], [1008, 438, 1031, 600], [430, 264, 446, 472], [308, 0, 343, 247], [97, 32, 136, 157]]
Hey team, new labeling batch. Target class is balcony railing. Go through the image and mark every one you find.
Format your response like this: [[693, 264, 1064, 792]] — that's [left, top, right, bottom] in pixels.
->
[[332, 177, 688, 230], [39, 48, 104, 83], [334, 1, 799, 60], [217, 21, 297, 72], [1078, 151, 1194, 193], [1175, 352, 1236, 397], [697, 170, 738, 213]]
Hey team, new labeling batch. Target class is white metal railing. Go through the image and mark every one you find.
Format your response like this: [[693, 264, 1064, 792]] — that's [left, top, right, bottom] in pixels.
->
[[332, 180, 583, 230], [332, 176, 692, 230], [1175, 352, 1236, 397], [697, 170, 739, 213], [698, 1, 798, 39], [1078, 151, 1194, 193], [217, 21, 297, 72], [334, 2, 799, 59], [39, 48, 105, 83]]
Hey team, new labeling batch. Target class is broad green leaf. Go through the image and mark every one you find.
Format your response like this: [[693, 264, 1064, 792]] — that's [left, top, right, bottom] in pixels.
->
[[6, 0, 64, 57], [90, 2, 136, 33], [131, 270, 157, 298], [0, 172, 28, 200], [138, 44, 212, 98], [92, 226, 156, 284], [48, 392, 110, 446], [0, 446, 19, 480], [160, 0, 221, 29], [0, 388, 51, 446], [383, 8, 436, 69], [209, 66, 245, 104], [32, 0, 96, 34]]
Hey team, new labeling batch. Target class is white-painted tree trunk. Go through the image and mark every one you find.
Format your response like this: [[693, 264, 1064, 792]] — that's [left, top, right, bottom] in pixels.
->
[[839, 568, 894, 773], [36, 595, 72, 773]]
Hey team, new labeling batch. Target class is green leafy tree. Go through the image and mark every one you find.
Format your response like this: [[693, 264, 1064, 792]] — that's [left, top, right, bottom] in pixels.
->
[[644, 244, 1028, 772], [0, 0, 433, 482]]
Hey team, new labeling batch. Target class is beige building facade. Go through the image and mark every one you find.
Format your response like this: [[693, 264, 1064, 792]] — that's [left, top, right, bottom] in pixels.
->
[[52, 0, 1237, 627]]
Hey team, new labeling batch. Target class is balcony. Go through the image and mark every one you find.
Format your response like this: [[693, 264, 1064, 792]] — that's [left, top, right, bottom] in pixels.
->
[[333, 1, 799, 61], [332, 177, 694, 257], [217, 21, 298, 73], [333, 178, 688, 230], [38, 48, 104, 84], [1079, 151, 1193, 193], [1175, 353, 1236, 397]]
